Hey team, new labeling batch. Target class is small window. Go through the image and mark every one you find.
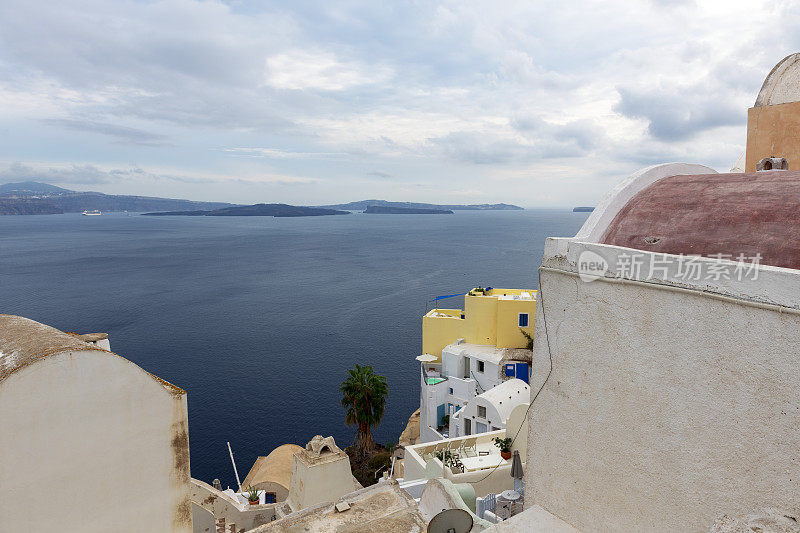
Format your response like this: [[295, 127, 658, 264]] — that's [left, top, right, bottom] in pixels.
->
[[449, 387, 453, 395], [477, 361, 485, 373], [265, 492, 276, 503], [518, 313, 529, 327], [477, 405, 486, 418]]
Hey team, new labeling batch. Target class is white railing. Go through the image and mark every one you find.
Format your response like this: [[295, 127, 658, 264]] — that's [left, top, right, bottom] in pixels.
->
[[404, 429, 507, 481], [476, 492, 496, 522], [476, 483, 525, 523]]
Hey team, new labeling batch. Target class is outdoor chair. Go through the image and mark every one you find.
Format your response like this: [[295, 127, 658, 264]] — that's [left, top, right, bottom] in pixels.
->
[[460, 437, 478, 456], [447, 440, 462, 453], [417, 444, 436, 459]]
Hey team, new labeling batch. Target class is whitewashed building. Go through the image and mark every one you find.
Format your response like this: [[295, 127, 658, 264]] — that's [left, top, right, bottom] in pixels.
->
[[0, 315, 192, 533], [420, 341, 532, 442]]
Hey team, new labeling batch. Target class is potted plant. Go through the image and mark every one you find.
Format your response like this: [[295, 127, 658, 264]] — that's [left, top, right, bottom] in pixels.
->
[[493, 437, 513, 460], [245, 485, 260, 505]]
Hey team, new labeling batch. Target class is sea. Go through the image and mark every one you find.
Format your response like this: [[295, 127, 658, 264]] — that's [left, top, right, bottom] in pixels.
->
[[0, 209, 589, 487]]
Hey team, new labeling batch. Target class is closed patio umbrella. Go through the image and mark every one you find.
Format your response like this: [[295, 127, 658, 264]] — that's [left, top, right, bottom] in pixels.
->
[[511, 450, 524, 493]]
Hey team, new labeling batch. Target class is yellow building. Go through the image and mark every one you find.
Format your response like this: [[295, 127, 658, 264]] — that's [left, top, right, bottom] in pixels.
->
[[422, 287, 536, 363]]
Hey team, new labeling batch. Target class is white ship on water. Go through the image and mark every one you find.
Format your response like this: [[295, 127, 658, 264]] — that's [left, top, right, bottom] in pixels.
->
[[81, 210, 102, 216]]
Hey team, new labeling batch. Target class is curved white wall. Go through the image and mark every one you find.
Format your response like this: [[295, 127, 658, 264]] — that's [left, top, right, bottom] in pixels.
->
[[0, 350, 191, 532]]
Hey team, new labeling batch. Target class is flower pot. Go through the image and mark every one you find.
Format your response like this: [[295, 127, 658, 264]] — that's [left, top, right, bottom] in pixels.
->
[[501, 451, 511, 460], [248, 499, 259, 506]]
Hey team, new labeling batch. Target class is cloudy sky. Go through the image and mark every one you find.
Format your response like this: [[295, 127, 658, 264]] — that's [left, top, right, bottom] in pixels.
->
[[0, 0, 798, 207]]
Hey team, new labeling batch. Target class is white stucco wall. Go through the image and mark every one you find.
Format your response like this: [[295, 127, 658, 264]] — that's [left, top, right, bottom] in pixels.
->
[[420, 368, 449, 443], [525, 253, 800, 531], [286, 448, 361, 511], [458, 379, 529, 436], [0, 349, 191, 532], [190, 478, 276, 532]]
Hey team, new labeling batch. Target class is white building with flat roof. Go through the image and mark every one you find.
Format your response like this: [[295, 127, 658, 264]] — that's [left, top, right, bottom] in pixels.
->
[[420, 340, 532, 442]]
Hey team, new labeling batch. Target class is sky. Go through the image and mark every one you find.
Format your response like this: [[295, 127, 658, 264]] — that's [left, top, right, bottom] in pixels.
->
[[1, 0, 799, 207]]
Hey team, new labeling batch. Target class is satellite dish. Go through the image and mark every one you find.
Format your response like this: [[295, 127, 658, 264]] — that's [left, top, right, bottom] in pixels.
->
[[427, 508, 473, 533]]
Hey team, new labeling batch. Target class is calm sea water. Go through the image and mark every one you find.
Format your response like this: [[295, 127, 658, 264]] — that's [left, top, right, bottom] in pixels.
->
[[0, 209, 588, 487]]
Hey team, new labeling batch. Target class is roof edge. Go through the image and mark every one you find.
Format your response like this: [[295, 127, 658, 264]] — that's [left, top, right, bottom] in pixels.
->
[[574, 163, 717, 243]]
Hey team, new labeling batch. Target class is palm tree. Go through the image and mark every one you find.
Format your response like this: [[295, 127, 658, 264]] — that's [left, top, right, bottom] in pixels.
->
[[340, 364, 389, 456]]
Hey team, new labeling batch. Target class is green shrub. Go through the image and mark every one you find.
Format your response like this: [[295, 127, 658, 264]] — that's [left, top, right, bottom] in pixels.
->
[[367, 451, 391, 471]]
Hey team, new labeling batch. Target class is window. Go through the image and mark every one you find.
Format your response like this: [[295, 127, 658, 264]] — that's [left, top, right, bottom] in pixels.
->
[[477, 405, 486, 418], [449, 387, 453, 395], [477, 360, 485, 373], [264, 492, 276, 503], [518, 313, 529, 327]]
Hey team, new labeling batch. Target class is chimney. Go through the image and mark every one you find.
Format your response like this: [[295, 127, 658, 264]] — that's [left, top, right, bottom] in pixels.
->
[[756, 156, 789, 171]]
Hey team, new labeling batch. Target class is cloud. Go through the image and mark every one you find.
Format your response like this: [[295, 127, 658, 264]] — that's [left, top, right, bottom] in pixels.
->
[[44, 119, 169, 146], [614, 85, 743, 141], [0, 162, 140, 185], [367, 171, 392, 178], [0, 0, 794, 205], [0, 162, 320, 188], [428, 131, 529, 165], [264, 50, 394, 91], [221, 147, 347, 159]]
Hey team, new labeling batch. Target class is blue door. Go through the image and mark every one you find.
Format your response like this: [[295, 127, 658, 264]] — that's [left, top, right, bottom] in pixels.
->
[[437, 404, 446, 427], [515, 362, 530, 383]]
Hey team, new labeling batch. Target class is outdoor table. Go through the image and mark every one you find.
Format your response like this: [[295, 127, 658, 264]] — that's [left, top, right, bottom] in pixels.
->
[[460, 454, 506, 472]]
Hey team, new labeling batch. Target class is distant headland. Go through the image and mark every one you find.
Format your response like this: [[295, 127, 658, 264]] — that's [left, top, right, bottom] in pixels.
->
[[572, 206, 595, 212], [143, 204, 349, 217], [320, 199, 522, 211], [364, 205, 453, 214], [0, 181, 233, 215], [0, 181, 524, 216]]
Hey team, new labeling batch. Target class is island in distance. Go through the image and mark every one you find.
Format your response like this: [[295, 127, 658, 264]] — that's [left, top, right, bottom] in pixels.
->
[[142, 204, 349, 217], [0, 181, 232, 214], [319, 199, 522, 211], [573, 206, 595, 212], [0, 181, 525, 215], [364, 205, 453, 214]]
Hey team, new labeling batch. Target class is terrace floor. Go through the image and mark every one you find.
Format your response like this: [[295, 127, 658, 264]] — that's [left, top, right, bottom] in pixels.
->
[[406, 430, 511, 473]]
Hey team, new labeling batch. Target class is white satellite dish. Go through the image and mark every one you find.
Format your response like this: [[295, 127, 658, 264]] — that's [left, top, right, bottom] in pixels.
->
[[427, 508, 473, 533]]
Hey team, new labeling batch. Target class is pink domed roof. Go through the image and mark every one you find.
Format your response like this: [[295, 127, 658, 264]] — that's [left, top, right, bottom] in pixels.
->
[[600, 170, 800, 270]]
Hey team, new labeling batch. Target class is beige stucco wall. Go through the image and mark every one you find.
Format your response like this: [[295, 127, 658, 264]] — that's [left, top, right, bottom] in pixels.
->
[[745, 100, 800, 171], [286, 450, 361, 511], [525, 266, 800, 531], [0, 349, 191, 532]]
